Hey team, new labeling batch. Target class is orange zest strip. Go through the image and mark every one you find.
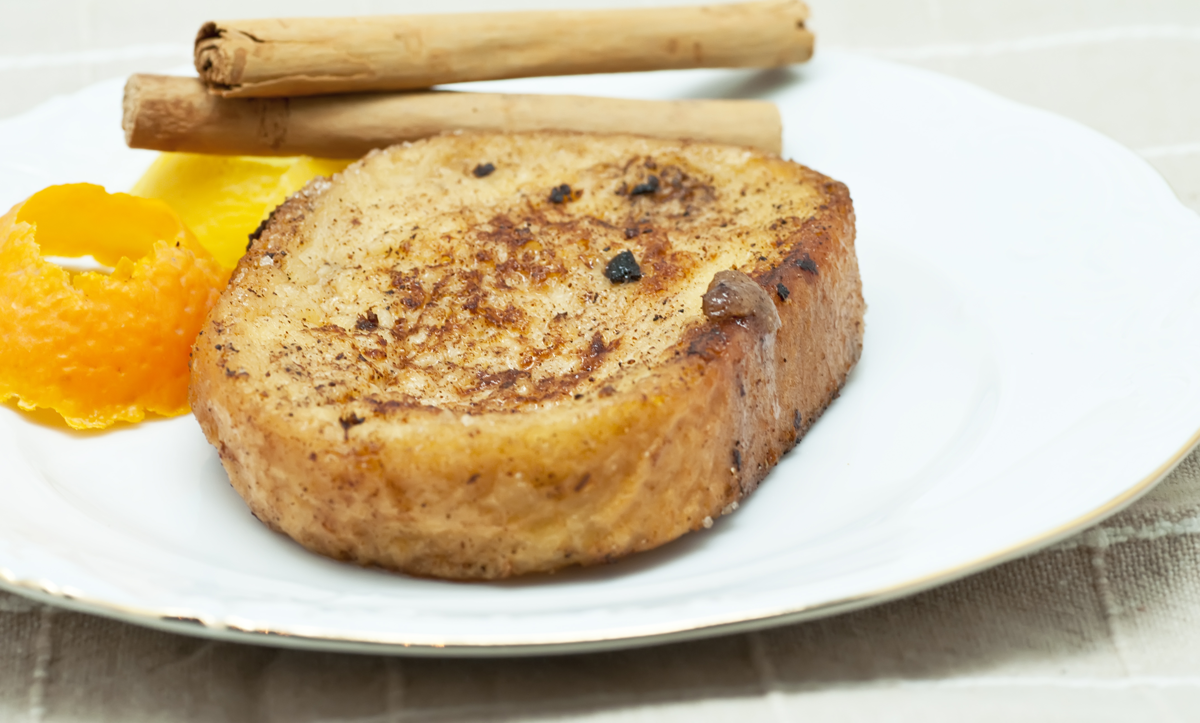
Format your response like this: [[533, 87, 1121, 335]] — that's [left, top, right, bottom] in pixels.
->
[[0, 183, 229, 429]]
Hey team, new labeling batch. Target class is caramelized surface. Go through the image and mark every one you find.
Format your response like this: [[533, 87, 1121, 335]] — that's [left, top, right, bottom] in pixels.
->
[[225, 133, 825, 414]]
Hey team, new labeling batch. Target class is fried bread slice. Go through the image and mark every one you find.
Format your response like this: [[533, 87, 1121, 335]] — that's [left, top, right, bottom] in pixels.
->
[[190, 131, 864, 580]]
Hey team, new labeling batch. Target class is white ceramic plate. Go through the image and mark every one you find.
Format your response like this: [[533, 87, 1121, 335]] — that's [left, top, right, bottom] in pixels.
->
[[2, 51, 1199, 656]]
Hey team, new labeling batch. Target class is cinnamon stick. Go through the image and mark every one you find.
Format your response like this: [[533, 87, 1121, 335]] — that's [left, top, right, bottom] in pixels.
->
[[122, 74, 782, 157], [195, 1, 813, 98]]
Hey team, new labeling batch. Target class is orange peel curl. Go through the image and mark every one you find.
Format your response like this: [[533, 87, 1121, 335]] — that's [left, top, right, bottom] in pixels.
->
[[0, 183, 229, 429]]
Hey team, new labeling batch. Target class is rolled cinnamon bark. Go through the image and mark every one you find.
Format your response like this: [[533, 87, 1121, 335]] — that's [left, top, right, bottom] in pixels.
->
[[195, 1, 812, 98], [122, 74, 783, 157]]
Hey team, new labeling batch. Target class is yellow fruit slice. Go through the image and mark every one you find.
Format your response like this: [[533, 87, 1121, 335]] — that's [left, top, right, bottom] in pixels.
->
[[131, 153, 353, 268], [0, 184, 228, 429]]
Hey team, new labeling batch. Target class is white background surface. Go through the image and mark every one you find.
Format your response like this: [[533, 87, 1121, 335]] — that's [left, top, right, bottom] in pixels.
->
[[2, 1, 1200, 721]]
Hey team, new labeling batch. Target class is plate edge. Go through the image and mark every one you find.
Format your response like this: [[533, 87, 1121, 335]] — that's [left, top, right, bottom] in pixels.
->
[[2, 423, 1197, 657]]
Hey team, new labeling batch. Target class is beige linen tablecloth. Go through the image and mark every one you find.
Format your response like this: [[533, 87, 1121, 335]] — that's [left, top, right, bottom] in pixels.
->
[[2, 1, 1199, 720]]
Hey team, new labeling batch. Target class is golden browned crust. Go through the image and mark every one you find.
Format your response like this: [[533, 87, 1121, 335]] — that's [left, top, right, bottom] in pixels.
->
[[189, 131, 864, 580]]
